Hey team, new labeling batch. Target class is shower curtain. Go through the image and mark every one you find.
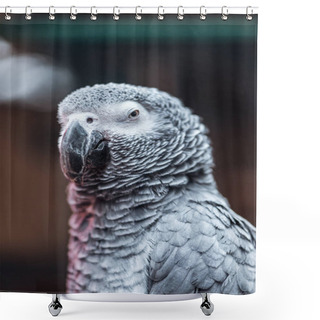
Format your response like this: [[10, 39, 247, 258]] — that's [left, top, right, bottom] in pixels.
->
[[0, 9, 257, 296]]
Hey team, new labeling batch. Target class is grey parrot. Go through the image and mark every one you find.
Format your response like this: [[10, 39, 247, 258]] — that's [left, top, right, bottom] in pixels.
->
[[58, 83, 256, 295]]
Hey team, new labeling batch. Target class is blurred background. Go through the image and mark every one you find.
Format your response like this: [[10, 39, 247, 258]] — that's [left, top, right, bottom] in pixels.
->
[[0, 14, 257, 292]]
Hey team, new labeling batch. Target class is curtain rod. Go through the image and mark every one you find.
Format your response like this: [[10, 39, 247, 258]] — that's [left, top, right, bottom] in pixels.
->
[[0, 6, 258, 16]]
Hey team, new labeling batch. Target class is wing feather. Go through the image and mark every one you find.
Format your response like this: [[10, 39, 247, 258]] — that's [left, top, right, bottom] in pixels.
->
[[148, 198, 256, 294]]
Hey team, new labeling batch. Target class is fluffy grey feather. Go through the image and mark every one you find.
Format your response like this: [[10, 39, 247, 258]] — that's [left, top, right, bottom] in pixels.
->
[[58, 82, 256, 294]]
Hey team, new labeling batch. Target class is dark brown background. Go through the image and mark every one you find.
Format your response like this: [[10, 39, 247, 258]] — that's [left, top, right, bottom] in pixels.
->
[[0, 14, 257, 292]]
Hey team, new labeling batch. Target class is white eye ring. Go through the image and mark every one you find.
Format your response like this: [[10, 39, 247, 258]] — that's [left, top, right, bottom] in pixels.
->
[[128, 109, 140, 119]]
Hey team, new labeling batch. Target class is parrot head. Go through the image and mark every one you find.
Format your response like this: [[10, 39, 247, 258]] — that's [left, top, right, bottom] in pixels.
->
[[58, 83, 213, 189]]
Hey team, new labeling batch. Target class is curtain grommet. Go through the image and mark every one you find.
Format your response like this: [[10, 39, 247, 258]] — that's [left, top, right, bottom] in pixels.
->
[[221, 6, 229, 21], [90, 6, 97, 21], [49, 6, 55, 20], [113, 6, 120, 21], [5, 6, 12, 21], [135, 6, 142, 20], [200, 6, 207, 20], [246, 6, 253, 21], [177, 6, 184, 20], [25, 6, 32, 20], [70, 6, 77, 20], [157, 6, 164, 20]]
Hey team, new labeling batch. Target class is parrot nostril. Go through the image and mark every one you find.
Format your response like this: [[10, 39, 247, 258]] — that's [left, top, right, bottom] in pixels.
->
[[87, 117, 93, 124]]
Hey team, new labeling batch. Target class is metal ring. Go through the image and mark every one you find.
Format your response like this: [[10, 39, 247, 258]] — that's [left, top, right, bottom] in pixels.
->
[[70, 6, 77, 20], [25, 6, 32, 20], [49, 6, 55, 20], [113, 6, 120, 21], [135, 6, 142, 20], [5, 6, 12, 21], [246, 6, 253, 21], [221, 6, 229, 21], [157, 6, 164, 20], [200, 6, 207, 20], [177, 6, 184, 20], [90, 6, 97, 20]]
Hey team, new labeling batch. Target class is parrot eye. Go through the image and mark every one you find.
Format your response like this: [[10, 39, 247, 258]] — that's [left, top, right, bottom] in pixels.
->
[[128, 109, 140, 119]]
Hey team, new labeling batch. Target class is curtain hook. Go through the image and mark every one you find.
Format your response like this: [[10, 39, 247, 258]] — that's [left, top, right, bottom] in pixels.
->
[[113, 6, 120, 20], [200, 6, 207, 20], [157, 6, 164, 20], [70, 6, 77, 20], [25, 6, 32, 20], [49, 6, 55, 20], [246, 6, 253, 21], [135, 6, 142, 20], [177, 6, 184, 20], [221, 6, 228, 21], [5, 6, 12, 21], [90, 6, 97, 20]]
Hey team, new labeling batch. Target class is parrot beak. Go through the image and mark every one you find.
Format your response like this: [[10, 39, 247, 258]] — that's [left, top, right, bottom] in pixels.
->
[[60, 121, 109, 181]]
